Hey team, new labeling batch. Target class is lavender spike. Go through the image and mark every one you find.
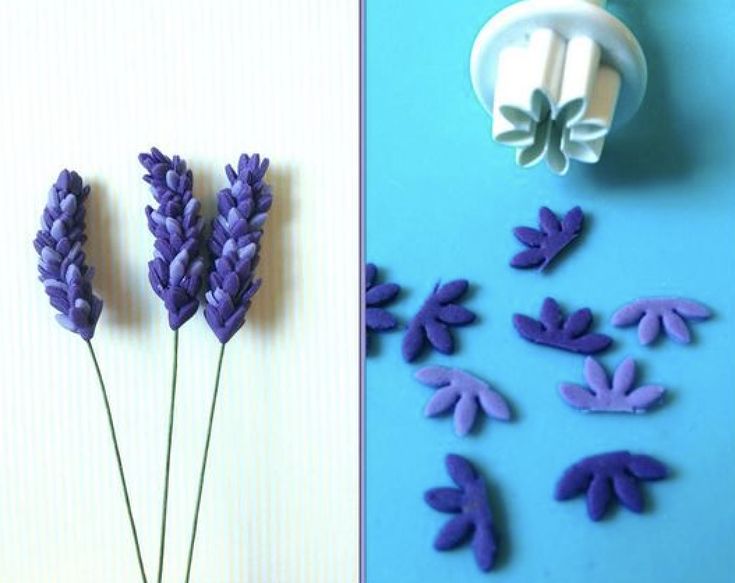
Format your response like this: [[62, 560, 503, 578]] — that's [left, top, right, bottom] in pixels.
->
[[511, 206, 585, 270], [559, 357, 666, 413], [140, 148, 204, 330], [425, 454, 499, 572], [513, 298, 612, 354], [611, 298, 712, 345], [204, 153, 272, 343], [555, 451, 668, 521], [415, 367, 511, 436], [34, 170, 103, 340]]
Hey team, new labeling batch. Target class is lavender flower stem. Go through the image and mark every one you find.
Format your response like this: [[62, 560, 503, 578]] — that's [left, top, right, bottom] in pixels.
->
[[156, 329, 179, 583], [184, 342, 226, 583], [86, 341, 148, 583]]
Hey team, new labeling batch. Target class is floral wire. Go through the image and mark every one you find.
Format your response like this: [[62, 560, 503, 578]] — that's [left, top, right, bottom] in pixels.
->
[[184, 342, 226, 583], [156, 329, 179, 583], [86, 340, 148, 583]]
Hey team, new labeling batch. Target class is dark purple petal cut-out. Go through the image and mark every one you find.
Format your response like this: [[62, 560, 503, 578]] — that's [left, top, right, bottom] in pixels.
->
[[365, 263, 401, 350], [611, 298, 712, 346], [513, 297, 612, 355], [559, 356, 666, 413], [402, 280, 476, 362], [555, 451, 668, 521], [425, 455, 499, 572], [511, 206, 585, 271], [415, 367, 511, 437]]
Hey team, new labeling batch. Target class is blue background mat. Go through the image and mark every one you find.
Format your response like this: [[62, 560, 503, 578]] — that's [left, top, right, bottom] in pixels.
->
[[365, 1, 735, 581]]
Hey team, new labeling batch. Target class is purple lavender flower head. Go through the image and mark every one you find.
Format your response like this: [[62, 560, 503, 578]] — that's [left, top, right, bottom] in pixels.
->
[[34, 170, 103, 340], [140, 147, 205, 329], [205, 154, 272, 344]]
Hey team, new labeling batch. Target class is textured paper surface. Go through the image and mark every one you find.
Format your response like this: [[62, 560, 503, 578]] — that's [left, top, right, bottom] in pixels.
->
[[0, 1, 359, 581]]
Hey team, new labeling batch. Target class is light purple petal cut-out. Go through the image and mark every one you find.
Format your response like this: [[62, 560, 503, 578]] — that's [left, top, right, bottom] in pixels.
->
[[560, 357, 666, 414], [612, 297, 712, 346], [415, 367, 512, 436]]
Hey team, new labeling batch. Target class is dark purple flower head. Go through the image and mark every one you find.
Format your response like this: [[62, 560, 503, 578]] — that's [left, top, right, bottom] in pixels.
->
[[140, 147, 204, 330], [34, 170, 103, 340], [425, 454, 499, 572], [205, 153, 272, 344]]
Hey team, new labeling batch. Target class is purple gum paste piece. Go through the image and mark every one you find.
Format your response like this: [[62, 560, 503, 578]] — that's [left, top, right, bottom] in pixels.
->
[[555, 450, 668, 521], [511, 206, 585, 271], [513, 297, 612, 355]]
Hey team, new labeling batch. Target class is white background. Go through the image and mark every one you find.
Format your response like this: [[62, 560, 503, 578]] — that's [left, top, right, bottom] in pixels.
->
[[0, 1, 359, 581]]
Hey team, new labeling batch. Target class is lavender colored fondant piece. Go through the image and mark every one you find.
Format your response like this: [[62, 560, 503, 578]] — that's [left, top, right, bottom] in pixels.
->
[[415, 367, 511, 436], [402, 280, 476, 362], [555, 451, 668, 521], [205, 154, 272, 343], [425, 454, 499, 572], [511, 206, 584, 271], [560, 357, 665, 413], [140, 148, 205, 330], [513, 298, 612, 354], [365, 264, 400, 349], [34, 170, 103, 340], [611, 298, 712, 345]]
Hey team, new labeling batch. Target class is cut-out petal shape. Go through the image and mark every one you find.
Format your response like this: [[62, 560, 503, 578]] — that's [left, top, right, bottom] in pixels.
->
[[511, 207, 585, 271], [612, 297, 712, 346], [559, 356, 665, 413], [425, 455, 499, 572], [402, 280, 476, 362], [365, 264, 401, 343], [415, 367, 512, 436], [514, 297, 612, 354], [555, 451, 669, 521]]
